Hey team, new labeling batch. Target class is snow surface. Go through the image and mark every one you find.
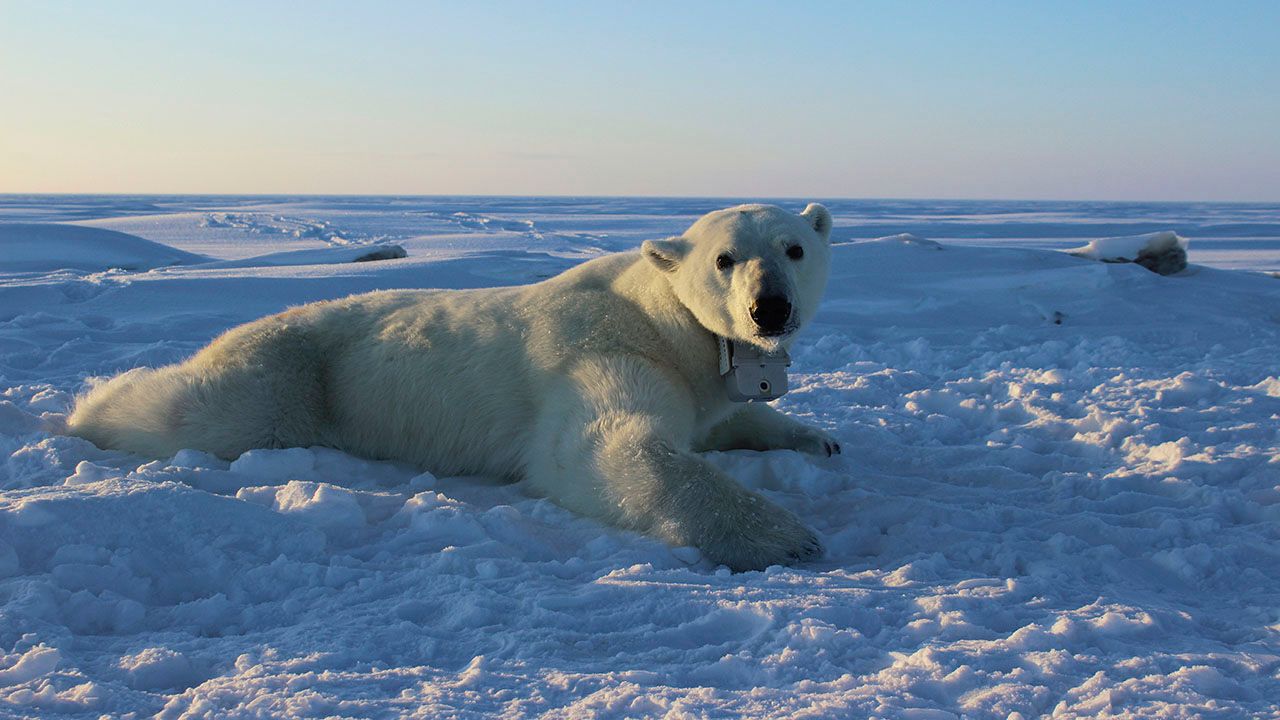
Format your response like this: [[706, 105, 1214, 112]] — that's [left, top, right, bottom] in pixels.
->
[[1, 196, 1279, 718], [0, 224, 208, 274]]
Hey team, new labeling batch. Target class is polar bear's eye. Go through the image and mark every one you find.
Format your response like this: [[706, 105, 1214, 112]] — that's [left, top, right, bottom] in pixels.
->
[[716, 253, 735, 271], [786, 245, 804, 260]]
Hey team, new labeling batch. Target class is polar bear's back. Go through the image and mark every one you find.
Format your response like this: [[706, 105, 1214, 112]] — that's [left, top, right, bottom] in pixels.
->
[[67, 251, 678, 479], [313, 286, 543, 476], [318, 255, 669, 476]]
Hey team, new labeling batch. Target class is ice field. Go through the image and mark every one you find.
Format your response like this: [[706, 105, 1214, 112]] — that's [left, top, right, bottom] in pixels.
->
[[0, 195, 1278, 718]]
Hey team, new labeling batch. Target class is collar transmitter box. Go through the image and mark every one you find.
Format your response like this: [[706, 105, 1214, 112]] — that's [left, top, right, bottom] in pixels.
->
[[718, 337, 790, 402]]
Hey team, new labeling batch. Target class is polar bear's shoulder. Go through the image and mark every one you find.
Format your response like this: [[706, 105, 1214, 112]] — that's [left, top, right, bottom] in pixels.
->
[[537, 251, 641, 292], [519, 251, 681, 360]]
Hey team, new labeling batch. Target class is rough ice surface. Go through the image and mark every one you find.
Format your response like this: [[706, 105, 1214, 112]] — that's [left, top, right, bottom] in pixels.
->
[[1, 196, 1279, 718]]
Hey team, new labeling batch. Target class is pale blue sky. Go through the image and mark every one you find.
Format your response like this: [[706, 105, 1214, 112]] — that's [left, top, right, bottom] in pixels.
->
[[2, 1, 1278, 200]]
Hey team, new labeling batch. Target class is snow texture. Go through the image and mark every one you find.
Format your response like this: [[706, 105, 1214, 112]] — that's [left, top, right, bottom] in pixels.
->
[[1, 196, 1279, 718]]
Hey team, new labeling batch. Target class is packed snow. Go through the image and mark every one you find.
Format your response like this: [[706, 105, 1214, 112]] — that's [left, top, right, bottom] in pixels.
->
[[1, 196, 1278, 718]]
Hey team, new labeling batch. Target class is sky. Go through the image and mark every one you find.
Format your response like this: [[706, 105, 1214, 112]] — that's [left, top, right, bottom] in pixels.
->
[[1, 1, 1278, 201]]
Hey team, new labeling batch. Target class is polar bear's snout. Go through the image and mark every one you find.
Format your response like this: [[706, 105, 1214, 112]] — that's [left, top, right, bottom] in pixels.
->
[[750, 294, 792, 335]]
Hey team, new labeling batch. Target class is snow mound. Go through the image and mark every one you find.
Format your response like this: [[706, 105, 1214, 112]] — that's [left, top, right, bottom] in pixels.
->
[[0, 645, 60, 686], [0, 224, 209, 273], [864, 232, 944, 250], [118, 648, 200, 691], [193, 243, 407, 269], [1068, 231, 1189, 275]]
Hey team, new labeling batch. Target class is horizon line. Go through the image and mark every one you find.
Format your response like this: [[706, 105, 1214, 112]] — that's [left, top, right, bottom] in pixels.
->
[[1, 191, 1277, 206]]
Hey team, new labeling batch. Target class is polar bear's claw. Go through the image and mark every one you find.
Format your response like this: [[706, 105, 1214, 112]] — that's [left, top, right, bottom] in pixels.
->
[[791, 427, 842, 458], [789, 534, 825, 562]]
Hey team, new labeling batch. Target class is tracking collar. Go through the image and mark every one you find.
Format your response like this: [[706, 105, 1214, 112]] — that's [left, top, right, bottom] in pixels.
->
[[717, 337, 790, 402]]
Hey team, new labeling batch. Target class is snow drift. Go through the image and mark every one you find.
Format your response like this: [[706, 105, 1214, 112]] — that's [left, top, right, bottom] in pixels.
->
[[192, 242, 408, 269], [0, 223, 209, 273]]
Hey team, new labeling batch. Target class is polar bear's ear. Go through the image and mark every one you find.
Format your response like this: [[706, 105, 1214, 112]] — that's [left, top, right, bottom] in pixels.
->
[[642, 237, 690, 273], [801, 203, 833, 242]]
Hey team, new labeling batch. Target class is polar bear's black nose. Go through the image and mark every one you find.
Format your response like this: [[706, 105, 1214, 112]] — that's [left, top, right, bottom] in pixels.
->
[[750, 295, 792, 334]]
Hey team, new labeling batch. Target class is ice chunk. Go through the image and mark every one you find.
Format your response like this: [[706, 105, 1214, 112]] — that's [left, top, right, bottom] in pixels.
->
[[0, 645, 60, 686], [64, 461, 112, 486], [1068, 231, 1189, 275], [236, 480, 366, 528], [228, 448, 317, 481], [118, 647, 200, 690]]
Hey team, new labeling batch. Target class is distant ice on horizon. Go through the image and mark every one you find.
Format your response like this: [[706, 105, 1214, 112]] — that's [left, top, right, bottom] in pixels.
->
[[2, 194, 1277, 273]]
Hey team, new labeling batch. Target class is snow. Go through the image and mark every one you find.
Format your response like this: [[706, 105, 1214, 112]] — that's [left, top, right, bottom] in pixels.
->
[[0, 646, 61, 686], [0, 223, 208, 273], [117, 647, 199, 691], [1, 195, 1279, 718]]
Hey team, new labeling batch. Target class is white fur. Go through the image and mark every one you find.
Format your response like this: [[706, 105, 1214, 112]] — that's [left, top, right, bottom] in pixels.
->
[[68, 203, 838, 571]]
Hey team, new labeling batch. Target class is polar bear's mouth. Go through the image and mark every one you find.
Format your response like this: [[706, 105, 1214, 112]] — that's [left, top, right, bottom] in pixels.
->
[[756, 326, 795, 339], [749, 323, 799, 351]]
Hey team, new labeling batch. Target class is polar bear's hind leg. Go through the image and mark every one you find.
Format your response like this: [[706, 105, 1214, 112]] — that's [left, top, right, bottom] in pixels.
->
[[68, 319, 332, 460]]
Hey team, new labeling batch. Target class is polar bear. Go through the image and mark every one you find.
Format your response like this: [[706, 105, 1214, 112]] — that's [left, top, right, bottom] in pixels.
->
[[68, 203, 839, 570]]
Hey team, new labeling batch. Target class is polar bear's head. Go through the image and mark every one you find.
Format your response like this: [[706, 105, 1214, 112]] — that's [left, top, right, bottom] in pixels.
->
[[642, 203, 833, 352]]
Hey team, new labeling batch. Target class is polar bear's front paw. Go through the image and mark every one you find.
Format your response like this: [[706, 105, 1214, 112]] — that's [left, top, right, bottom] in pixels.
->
[[788, 426, 841, 458], [698, 495, 824, 572]]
